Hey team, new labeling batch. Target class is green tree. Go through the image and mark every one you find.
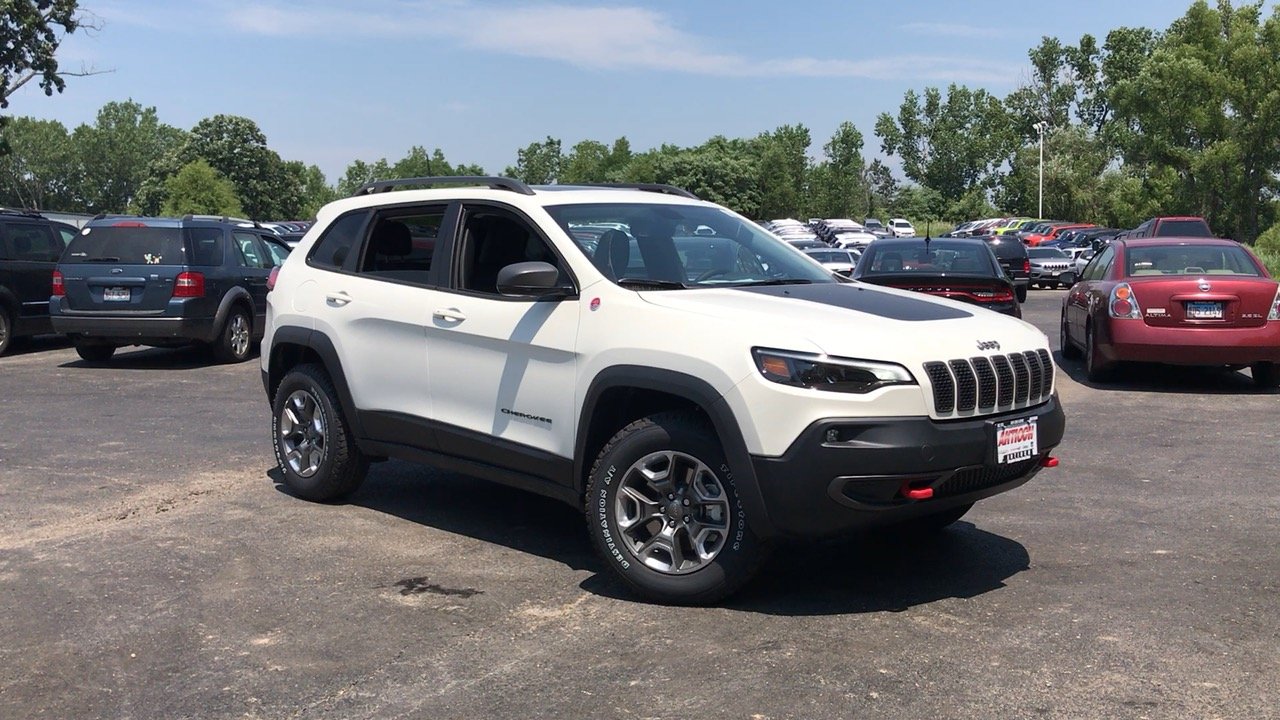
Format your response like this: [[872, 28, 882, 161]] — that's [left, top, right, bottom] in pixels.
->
[[0, 116, 75, 209], [71, 100, 186, 213], [752, 124, 811, 220], [0, 0, 82, 110], [160, 159, 243, 217], [183, 114, 299, 219], [875, 85, 1015, 203], [284, 161, 335, 218], [505, 136, 562, 184], [807, 121, 866, 218]]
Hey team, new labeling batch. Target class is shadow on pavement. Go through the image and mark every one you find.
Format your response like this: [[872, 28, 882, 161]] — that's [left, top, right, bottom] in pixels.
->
[[1052, 349, 1276, 395], [59, 344, 260, 371], [277, 461, 1032, 615]]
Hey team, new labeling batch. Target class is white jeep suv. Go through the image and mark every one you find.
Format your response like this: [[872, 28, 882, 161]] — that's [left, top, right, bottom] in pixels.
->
[[262, 177, 1065, 604]]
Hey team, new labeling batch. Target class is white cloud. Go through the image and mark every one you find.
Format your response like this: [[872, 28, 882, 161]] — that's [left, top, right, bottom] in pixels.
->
[[217, 1, 1019, 84]]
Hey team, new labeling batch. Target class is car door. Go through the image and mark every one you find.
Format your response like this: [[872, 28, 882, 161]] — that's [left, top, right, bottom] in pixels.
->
[[304, 205, 452, 438], [231, 231, 274, 324], [426, 202, 580, 471], [4, 222, 62, 321], [1066, 244, 1114, 343]]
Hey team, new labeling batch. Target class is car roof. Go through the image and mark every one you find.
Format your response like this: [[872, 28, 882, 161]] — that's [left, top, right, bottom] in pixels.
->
[[83, 215, 258, 229], [1118, 237, 1241, 248], [319, 186, 711, 220]]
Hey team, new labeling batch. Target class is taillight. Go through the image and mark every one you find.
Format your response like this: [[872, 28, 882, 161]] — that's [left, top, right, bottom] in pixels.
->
[[52, 270, 65, 297], [1269, 284, 1280, 321], [1109, 283, 1141, 319], [972, 288, 1015, 302], [174, 271, 205, 298], [267, 266, 279, 292], [1022, 258, 1031, 273]]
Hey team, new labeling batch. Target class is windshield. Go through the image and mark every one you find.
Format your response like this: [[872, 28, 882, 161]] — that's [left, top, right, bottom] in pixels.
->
[[545, 203, 835, 287], [1029, 248, 1069, 259], [1126, 244, 1261, 276], [860, 240, 996, 276], [62, 226, 224, 266]]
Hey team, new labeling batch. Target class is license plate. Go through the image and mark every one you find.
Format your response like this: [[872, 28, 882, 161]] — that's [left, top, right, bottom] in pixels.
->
[[103, 287, 130, 302], [995, 417, 1038, 465], [1186, 301, 1222, 319]]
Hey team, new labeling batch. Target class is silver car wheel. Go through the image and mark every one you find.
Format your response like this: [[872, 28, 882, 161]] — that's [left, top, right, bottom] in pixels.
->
[[230, 313, 250, 358], [279, 389, 326, 477], [614, 450, 731, 575]]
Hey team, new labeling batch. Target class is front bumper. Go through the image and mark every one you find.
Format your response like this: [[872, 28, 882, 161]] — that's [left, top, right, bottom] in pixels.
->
[[50, 314, 216, 344], [750, 395, 1065, 539]]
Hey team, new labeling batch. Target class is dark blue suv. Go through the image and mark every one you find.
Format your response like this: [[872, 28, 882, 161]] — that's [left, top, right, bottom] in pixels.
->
[[50, 216, 290, 363]]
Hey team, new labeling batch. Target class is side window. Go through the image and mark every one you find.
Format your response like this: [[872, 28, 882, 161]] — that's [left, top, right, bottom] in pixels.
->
[[1086, 245, 1115, 281], [262, 238, 290, 267], [357, 206, 446, 285], [232, 232, 271, 269], [456, 206, 566, 295], [309, 211, 369, 270], [8, 223, 59, 262]]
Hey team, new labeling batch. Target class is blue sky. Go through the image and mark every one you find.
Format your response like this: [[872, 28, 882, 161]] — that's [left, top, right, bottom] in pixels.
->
[[10, 0, 1217, 183]]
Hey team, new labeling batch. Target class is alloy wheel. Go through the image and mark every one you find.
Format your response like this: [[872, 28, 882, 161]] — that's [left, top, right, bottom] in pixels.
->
[[279, 389, 326, 477], [614, 450, 731, 575], [230, 314, 250, 358]]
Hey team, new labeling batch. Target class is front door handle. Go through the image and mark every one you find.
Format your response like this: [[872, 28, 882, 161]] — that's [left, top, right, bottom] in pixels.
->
[[433, 307, 466, 323], [326, 291, 352, 307]]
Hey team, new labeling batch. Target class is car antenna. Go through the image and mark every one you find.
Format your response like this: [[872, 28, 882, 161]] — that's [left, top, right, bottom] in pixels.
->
[[925, 219, 931, 247]]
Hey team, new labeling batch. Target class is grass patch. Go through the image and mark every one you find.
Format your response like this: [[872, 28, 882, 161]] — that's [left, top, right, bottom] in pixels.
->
[[1256, 248, 1280, 276]]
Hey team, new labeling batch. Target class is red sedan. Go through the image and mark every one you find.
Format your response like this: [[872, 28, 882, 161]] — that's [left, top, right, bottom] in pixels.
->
[[1060, 238, 1280, 386]]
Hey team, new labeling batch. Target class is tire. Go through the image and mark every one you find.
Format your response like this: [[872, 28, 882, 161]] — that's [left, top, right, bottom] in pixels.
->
[[272, 363, 368, 501], [1060, 314, 1082, 360], [1251, 361, 1280, 389], [1085, 324, 1114, 383], [895, 502, 974, 534], [212, 306, 252, 364], [74, 342, 116, 363], [0, 306, 12, 356], [1015, 285, 1027, 303], [585, 411, 765, 605], [1060, 273, 1076, 287]]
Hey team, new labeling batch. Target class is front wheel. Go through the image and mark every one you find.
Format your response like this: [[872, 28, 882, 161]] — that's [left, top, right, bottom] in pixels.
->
[[585, 412, 765, 605], [272, 363, 368, 501]]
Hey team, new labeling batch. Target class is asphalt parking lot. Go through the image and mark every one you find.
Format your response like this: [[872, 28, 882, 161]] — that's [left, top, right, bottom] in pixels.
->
[[1, 290, 1277, 719]]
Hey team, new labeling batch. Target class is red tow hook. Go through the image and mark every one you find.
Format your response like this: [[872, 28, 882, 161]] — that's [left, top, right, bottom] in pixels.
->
[[1040, 456, 1060, 468], [900, 481, 934, 500]]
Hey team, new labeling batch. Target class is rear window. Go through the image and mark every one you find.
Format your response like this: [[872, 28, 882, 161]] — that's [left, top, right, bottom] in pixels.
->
[[62, 226, 224, 266], [1126, 244, 1261, 276], [862, 242, 994, 275], [1153, 219, 1212, 237], [987, 241, 1027, 260]]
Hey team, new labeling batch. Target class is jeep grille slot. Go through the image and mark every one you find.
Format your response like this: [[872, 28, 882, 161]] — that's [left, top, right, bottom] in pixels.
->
[[925, 352, 1054, 417]]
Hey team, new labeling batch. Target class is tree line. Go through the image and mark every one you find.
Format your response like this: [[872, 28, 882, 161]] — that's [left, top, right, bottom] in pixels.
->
[[2, 1, 1279, 244]]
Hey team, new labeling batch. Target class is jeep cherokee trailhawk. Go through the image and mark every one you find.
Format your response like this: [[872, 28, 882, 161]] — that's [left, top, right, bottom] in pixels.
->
[[262, 177, 1065, 604]]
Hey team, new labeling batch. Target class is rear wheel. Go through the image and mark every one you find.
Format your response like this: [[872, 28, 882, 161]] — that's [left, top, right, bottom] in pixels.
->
[[586, 412, 765, 605], [1085, 324, 1114, 382], [0, 306, 12, 356], [74, 342, 116, 363], [1251, 362, 1280, 389], [212, 306, 252, 363], [1015, 285, 1027, 303], [272, 363, 368, 501], [1060, 314, 1081, 360]]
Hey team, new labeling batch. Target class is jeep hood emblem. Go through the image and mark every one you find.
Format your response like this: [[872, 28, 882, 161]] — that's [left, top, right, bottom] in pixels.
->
[[977, 340, 1000, 351]]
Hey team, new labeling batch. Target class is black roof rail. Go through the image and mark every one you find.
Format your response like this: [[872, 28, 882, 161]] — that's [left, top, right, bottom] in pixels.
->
[[353, 176, 535, 197], [578, 183, 700, 200], [0, 206, 47, 218]]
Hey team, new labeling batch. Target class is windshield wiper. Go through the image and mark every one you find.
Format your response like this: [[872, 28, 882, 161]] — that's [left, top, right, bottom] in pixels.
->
[[617, 277, 688, 290], [728, 278, 816, 287]]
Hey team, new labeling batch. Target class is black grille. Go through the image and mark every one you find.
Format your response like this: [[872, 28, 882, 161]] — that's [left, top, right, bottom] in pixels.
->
[[949, 359, 977, 412], [1009, 353, 1030, 404], [926, 350, 1054, 416], [924, 362, 955, 413], [992, 355, 1015, 406], [971, 356, 997, 409], [936, 459, 1038, 497]]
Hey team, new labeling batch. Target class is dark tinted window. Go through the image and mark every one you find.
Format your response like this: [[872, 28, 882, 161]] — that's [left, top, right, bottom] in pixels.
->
[[358, 207, 446, 285], [62, 226, 222, 266], [1153, 219, 1212, 237], [309, 211, 368, 270], [457, 206, 566, 294], [861, 241, 996, 275], [2, 223, 60, 262], [986, 240, 1028, 260]]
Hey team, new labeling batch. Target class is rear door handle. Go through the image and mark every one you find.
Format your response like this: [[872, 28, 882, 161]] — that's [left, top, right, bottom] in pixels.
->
[[433, 307, 466, 322], [326, 292, 352, 307]]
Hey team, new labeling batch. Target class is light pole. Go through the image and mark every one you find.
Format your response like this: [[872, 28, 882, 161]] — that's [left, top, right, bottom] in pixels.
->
[[1033, 121, 1049, 219]]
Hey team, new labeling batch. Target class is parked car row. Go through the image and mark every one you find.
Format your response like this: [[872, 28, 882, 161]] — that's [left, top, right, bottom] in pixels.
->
[[0, 209, 291, 359]]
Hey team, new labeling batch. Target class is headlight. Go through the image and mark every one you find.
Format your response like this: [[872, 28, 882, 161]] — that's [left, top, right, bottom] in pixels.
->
[[752, 348, 916, 394]]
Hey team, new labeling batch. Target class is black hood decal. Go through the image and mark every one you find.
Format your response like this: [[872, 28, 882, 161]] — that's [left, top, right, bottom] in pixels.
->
[[737, 283, 973, 321]]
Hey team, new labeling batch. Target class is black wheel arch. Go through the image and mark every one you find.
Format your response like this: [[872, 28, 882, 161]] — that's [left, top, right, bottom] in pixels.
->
[[212, 288, 255, 343], [575, 365, 778, 539], [266, 326, 365, 440]]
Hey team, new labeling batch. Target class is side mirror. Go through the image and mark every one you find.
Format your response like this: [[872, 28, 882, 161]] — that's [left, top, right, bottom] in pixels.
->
[[496, 261, 570, 297]]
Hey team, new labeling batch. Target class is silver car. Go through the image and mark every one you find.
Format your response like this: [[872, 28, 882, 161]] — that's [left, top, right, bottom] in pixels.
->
[[804, 247, 860, 277], [1027, 247, 1077, 289]]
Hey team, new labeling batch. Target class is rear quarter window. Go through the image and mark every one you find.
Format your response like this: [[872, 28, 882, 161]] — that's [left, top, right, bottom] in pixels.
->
[[62, 226, 223, 266], [309, 211, 369, 270]]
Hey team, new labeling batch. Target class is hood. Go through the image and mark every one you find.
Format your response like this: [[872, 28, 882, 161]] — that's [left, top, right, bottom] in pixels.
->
[[639, 282, 1048, 368]]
